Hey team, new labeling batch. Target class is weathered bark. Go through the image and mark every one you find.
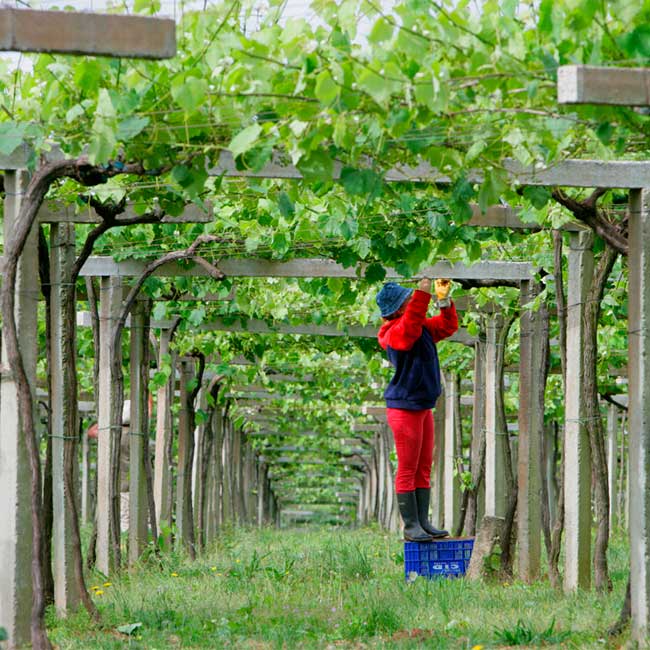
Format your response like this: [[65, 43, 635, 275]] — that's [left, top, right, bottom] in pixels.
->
[[85, 277, 100, 571], [495, 315, 517, 577], [37, 227, 55, 608], [139, 302, 159, 548], [584, 244, 618, 592], [537, 302, 553, 573], [197, 377, 221, 550], [184, 352, 205, 559]]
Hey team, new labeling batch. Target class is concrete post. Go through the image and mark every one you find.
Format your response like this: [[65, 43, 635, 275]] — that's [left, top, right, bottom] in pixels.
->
[[628, 188, 650, 642], [128, 299, 149, 564], [485, 314, 506, 518], [606, 403, 618, 531], [221, 417, 232, 523], [0, 170, 35, 648], [96, 275, 122, 576], [432, 393, 445, 527], [518, 280, 542, 582], [564, 230, 594, 592], [444, 372, 461, 532], [49, 222, 81, 613], [176, 358, 193, 550], [153, 328, 174, 534]]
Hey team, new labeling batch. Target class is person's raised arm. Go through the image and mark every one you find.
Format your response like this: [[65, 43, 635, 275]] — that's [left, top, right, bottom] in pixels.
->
[[380, 278, 432, 351], [424, 278, 459, 342]]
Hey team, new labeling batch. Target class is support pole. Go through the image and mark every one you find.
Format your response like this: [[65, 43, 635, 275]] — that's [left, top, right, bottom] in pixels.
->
[[469, 338, 486, 531], [606, 403, 618, 531], [96, 276, 122, 575], [128, 298, 149, 564], [564, 230, 594, 591], [176, 358, 193, 550], [485, 314, 506, 518], [0, 170, 35, 647], [443, 372, 461, 532], [49, 222, 81, 612], [257, 463, 266, 528], [628, 188, 650, 642], [518, 280, 543, 582], [81, 425, 91, 525]]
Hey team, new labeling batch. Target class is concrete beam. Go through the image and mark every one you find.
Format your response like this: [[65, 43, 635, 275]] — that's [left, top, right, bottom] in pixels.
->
[[76, 255, 537, 282], [38, 200, 212, 224], [0, 9, 175, 59], [558, 65, 650, 107], [504, 159, 650, 189]]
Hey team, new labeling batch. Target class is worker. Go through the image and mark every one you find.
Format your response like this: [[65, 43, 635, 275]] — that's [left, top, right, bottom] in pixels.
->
[[376, 277, 458, 542]]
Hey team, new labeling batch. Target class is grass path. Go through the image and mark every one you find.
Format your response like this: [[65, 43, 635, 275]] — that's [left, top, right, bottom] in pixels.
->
[[48, 526, 630, 649]]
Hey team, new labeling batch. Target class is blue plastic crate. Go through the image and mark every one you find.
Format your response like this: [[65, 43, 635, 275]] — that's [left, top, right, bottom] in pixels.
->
[[404, 538, 474, 580]]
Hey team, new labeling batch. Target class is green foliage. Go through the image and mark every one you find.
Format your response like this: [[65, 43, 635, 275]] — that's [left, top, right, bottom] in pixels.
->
[[493, 617, 571, 646], [47, 527, 629, 649]]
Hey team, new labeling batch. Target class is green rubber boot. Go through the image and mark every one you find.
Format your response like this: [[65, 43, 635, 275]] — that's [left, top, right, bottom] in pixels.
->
[[415, 487, 449, 538], [397, 491, 433, 542]]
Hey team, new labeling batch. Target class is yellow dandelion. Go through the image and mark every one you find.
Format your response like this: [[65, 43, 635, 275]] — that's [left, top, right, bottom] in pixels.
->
[[471, 645, 484, 650], [103, 582, 112, 587], [171, 572, 179, 577], [236, 559, 241, 563], [91, 585, 100, 591], [210, 566, 217, 571], [94, 590, 104, 596]]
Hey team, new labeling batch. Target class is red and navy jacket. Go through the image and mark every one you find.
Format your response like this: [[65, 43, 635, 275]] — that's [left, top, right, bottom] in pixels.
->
[[378, 289, 459, 410]]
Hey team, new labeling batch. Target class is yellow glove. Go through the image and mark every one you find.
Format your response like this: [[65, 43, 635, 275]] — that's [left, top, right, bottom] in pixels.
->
[[434, 278, 452, 307]]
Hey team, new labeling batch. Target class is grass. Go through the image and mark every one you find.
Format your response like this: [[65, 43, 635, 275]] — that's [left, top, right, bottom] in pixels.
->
[[47, 525, 630, 649]]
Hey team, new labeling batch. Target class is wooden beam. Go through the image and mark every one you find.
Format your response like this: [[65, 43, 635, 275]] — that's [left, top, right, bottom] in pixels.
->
[[0, 9, 175, 59], [558, 65, 650, 107], [38, 200, 212, 224], [76, 255, 537, 282]]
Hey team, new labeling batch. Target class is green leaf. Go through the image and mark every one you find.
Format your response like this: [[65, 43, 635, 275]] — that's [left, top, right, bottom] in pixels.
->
[[171, 77, 208, 113], [478, 171, 506, 213], [116, 622, 142, 636], [0, 122, 26, 156], [538, 0, 553, 34], [368, 17, 393, 44], [340, 167, 383, 199], [365, 262, 386, 283], [466, 240, 481, 262], [278, 191, 295, 218], [116, 116, 149, 141], [0, 627, 7, 641], [314, 70, 339, 105], [87, 126, 116, 165], [297, 149, 333, 182], [596, 122, 613, 145], [229, 124, 263, 159], [188, 306, 206, 327], [523, 186, 551, 209]]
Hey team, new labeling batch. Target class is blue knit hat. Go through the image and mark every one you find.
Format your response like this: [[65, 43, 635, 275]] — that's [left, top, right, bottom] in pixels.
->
[[376, 282, 413, 318]]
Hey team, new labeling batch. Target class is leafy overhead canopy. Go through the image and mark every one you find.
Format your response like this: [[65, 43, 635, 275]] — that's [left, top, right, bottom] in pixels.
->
[[4, 0, 646, 512]]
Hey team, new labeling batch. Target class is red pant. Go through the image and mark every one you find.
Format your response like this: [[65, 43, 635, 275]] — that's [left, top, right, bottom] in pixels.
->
[[387, 408, 434, 493]]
